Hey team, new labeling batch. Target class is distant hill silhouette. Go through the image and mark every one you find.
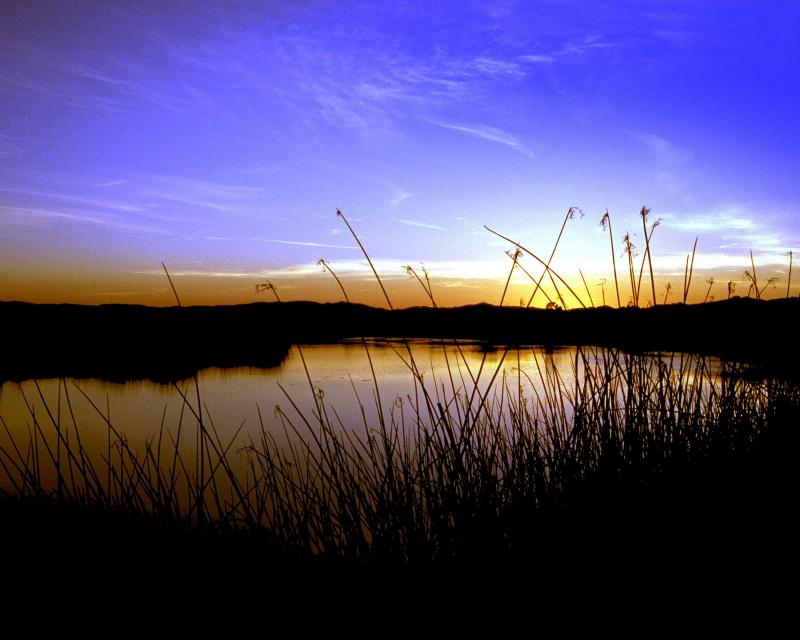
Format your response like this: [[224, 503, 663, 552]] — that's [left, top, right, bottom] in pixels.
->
[[2, 297, 798, 382]]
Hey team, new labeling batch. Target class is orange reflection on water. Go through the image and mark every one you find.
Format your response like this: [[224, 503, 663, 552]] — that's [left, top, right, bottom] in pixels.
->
[[0, 341, 721, 495]]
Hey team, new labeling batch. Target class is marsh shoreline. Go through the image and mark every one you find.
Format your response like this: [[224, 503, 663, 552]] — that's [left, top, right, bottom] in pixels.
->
[[2, 297, 798, 382]]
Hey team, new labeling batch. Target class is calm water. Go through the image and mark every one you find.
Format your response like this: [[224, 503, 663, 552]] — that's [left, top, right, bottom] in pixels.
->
[[0, 341, 569, 441], [0, 340, 723, 487]]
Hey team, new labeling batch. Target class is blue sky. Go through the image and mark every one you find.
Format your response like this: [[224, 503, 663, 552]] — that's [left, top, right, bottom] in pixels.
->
[[1, 0, 798, 306]]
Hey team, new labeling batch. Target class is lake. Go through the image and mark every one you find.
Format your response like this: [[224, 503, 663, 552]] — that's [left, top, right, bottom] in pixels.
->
[[0, 340, 725, 492]]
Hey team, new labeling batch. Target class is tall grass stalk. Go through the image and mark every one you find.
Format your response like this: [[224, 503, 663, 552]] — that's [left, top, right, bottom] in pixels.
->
[[161, 261, 208, 524], [623, 232, 637, 306], [703, 278, 715, 304], [336, 209, 451, 439], [318, 259, 350, 303], [683, 238, 698, 304], [403, 264, 436, 308], [337, 208, 393, 310], [600, 211, 622, 308], [579, 269, 595, 308], [499, 248, 522, 306], [745, 250, 761, 299], [637, 207, 660, 307], [663, 282, 672, 304], [320, 258, 387, 430]]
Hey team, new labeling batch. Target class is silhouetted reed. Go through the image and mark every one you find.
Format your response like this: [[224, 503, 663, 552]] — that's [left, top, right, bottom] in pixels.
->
[[600, 210, 622, 308], [639, 207, 660, 307], [683, 237, 698, 304]]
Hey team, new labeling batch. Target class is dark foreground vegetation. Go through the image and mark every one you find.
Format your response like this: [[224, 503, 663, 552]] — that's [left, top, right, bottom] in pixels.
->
[[2, 296, 799, 382], [1, 344, 797, 591]]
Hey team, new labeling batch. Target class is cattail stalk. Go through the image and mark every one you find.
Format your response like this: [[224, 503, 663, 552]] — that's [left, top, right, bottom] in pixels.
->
[[683, 238, 698, 303], [600, 210, 622, 308], [404, 264, 437, 307], [500, 249, 521, 306], [703, 278, 714, 304], [787, 250, 793, 298], [637, 207, 659, 306], [337, 208, 393, 310], [623, 233, 637, 306], [579, 269, 595, 307], [749, 250, 760, 300]]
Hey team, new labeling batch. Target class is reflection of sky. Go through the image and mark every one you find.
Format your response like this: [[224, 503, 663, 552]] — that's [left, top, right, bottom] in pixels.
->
[[0, 343, 724, 490], [1, 1, 798, 306]]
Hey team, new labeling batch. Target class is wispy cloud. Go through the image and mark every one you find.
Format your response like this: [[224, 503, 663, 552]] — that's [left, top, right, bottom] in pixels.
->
[[562, 35, 617, 55], [519, 34, 619, 66], [518, 54, 556, 64], [435, 122, 534, 158], [390, 189, 412, 206], [85, 173, 274, 217], [470, 57, 525, 77], [666, 212, 756, 233], [398, 219, 445, 231], [134, 269, 267, 279], [0, 187, 145, 213], [663, 206, 798, 256], [251, 258, 515, 280], [0, 38, 208, 115], [251, 238, 358, 250], [638, 133, 693, 164], [202, 235, 358, 250], [0, 205, 180, 236], [653, 30, 698, 46], [94, 180, 127, 188]]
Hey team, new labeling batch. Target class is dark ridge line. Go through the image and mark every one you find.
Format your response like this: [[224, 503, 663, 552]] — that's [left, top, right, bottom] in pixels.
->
[[2, 297, 799, 382]]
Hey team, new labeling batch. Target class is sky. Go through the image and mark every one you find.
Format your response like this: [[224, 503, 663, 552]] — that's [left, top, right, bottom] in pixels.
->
[[1, 0, 799, 308]]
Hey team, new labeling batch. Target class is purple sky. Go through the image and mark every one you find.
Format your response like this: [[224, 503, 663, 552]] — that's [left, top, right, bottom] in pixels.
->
[[2, 1, 798, 306]]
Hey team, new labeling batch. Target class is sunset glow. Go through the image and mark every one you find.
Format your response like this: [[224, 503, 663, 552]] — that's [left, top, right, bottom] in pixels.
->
[[2, 1, 798, 307]]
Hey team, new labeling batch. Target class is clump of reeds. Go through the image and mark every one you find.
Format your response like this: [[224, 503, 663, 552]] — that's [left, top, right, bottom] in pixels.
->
[[2, 345, 796, 565], [744, 250, 780, 300]]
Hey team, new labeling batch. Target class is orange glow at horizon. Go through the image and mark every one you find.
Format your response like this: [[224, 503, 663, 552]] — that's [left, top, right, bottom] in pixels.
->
[[2, 258, 796, 309]]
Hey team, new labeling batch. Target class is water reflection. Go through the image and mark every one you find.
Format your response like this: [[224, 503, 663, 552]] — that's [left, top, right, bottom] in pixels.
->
[[0, 341, 723, 487]]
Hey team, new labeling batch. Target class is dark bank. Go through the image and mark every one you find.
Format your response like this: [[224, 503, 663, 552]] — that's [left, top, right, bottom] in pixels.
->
[[3, 296, 799, 383]]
